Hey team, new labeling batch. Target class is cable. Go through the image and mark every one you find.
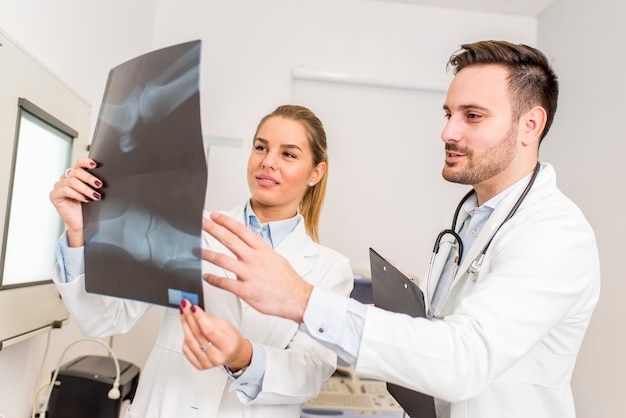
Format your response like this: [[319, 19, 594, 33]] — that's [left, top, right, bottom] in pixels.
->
[[38, 338, 121, 417], [31, 329, 53, 418], [32, 385, 51, 418]]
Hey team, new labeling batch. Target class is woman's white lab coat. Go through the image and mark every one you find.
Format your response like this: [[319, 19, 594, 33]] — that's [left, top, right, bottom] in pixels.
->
[[53, 203, 354, 418], [355, 163, 600, 418]]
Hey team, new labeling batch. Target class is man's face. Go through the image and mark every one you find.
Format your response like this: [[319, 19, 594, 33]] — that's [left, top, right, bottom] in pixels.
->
[[441, 64, 520, 193]]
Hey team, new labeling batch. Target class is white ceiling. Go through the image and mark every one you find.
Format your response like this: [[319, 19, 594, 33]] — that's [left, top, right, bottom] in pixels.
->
[[372, 0, 557, 16]]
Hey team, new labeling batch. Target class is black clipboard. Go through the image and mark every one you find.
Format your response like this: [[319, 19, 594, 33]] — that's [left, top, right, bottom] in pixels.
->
[[369, 247, 436, 418]]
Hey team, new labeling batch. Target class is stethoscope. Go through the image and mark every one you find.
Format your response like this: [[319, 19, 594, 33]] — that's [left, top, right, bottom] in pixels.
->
[[426, 162, 541, 318]]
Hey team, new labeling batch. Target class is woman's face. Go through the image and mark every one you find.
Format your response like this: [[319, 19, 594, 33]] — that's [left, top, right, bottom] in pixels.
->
[[247, 116, 325, 222]]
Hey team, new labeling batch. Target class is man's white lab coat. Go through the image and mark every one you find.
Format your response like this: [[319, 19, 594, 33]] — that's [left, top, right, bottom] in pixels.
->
[[356, 163, 600, 418]]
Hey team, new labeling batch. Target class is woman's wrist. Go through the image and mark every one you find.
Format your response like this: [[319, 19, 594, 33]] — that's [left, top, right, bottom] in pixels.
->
[[67, 228, 84, 247], [227, 338, 253, 373]]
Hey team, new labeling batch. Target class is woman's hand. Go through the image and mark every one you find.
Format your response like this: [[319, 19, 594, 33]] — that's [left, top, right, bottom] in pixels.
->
[[180, 300, 252, 373], [49, 157, 102, 247]]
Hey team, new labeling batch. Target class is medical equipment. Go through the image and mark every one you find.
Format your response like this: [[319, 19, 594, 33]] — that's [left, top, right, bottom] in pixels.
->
[[426, 162, 541, 318], [302, 365, 403, 417], [40, 338, 139, 418]]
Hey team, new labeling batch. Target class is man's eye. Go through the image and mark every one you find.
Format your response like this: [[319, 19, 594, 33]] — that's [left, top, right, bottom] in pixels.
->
[[467, 113, 481, 120]]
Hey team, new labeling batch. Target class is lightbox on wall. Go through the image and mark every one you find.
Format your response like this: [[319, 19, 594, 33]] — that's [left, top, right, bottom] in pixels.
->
[[0, 28, 90, 348]]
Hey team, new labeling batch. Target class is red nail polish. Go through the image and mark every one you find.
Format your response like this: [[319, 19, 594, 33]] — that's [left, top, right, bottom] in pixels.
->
[[191, 305, 196, 313], [94, 180, 102, 187], [179, 305, 183, 314], [93, 191, 101, 200], [181, 299, 187, 308]]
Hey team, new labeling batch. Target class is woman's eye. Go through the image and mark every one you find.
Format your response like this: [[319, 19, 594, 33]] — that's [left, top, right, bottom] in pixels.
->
[[283, 152, 296, 159], [254, 145, 267, 152]]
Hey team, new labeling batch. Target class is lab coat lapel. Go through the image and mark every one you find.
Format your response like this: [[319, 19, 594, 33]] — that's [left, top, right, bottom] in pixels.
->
[[242, 218, 316, 348], [438, 221, 501, 315], [210, 204, 316, 280], [429, 209, 473, 310], [274, 219, 317, 281], [444, 175, 542, 303], [425, 234, 457, 304], [202, 205, 246, 280], [200, 206, 247, 326], [454, 185, 528, 282]]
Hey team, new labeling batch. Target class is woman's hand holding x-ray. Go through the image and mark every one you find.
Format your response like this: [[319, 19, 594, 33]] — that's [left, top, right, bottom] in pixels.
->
[[180, 301, 252, 372], [201, 213, 313, 324], [49, 157, 102, 247]]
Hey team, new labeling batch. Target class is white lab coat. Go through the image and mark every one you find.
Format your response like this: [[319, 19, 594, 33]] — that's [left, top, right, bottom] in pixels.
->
[[53, 204, 354, 418], [355, 163, 600, 418]]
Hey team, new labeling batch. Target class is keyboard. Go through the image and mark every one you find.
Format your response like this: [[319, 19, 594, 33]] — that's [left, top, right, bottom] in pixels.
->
[[304, 377, 402, 412]]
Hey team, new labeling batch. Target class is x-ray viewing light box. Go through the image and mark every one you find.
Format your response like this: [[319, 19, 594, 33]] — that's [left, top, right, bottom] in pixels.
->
[[0, 98, 74, 348], [0, 28, 90, 348], [1, 99, 75, 288]]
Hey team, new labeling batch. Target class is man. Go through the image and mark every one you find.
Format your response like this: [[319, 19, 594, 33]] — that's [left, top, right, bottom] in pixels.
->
[[198, 41, 600, 418]]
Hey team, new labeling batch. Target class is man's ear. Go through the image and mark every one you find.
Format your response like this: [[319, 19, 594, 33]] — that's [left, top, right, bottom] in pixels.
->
[[520, 106, 547, 147]]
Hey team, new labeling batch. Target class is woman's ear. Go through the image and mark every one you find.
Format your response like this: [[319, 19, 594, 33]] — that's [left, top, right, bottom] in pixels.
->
[[309, 161, 327, 185]]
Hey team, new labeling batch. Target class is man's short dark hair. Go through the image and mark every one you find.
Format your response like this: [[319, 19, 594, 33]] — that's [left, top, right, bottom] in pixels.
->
[[447, 40, 559, 142]]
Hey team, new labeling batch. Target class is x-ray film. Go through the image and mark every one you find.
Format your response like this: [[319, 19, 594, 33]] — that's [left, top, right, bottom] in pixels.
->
[[83, 40, 207, 308]]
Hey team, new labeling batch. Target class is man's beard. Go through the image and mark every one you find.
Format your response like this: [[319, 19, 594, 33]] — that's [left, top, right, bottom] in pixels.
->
[[442, 124, 517, 185]]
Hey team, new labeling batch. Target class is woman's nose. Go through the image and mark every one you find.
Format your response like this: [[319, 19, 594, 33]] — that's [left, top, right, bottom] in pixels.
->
[[262, 152, 277, 170]]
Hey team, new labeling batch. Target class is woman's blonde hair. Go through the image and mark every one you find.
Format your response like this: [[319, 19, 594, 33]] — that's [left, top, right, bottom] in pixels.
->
[[254, 105, 328, 242]]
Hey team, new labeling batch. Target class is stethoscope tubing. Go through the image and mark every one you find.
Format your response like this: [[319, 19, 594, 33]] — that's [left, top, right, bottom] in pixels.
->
[[426, 162, 541, 318]]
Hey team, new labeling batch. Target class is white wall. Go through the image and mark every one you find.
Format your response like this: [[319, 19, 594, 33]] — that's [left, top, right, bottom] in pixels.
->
[[538, 1, 626, 416], [4, 0, 616, 416], [151, 0, 536, 276]]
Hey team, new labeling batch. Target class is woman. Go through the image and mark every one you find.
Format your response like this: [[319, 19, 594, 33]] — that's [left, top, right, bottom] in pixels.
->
[[49, 105, 353, 417]]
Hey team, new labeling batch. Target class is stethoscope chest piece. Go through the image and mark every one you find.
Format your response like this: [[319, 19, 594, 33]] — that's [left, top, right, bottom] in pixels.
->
[[467, 253, 485, 282]]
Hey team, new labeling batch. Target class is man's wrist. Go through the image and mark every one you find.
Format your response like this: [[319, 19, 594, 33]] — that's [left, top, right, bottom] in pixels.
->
[[294, 282, 314, 324]]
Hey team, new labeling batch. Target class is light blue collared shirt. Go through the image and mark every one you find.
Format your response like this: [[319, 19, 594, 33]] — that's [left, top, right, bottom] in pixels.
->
[[244, 201, 300, 249]]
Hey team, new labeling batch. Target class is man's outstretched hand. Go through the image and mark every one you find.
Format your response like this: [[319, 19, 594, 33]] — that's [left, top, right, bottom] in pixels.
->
[[201, 212, 313, 323]]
